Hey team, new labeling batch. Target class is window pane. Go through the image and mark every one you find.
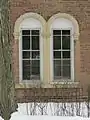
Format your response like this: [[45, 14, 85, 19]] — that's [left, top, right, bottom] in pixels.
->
[[62, 30, 70, 35], [54, 60, 61, 79], [62, 36, 70, 49], [62, 66, 71, 79], [63, 51, 70, 58], [32, 36, 39, 50], [22, 60, 30, 80], [23, 51, 30, 59], [32, 51, 40, 59], [53, 36, 61, 50], [31, 60, 40, 80], [54, 51, 61, 58], [22, 30, 30, 35], [22, 36, 30, 50], [63, 60, 70, 66], [31, 30, 39, 35], [53, 30, 61, 35]]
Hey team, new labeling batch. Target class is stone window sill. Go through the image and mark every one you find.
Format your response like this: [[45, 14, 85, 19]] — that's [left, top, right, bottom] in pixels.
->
[[50, 81, 79, 88]]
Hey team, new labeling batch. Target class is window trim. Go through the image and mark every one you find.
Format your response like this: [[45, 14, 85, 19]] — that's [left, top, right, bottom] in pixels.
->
[[50, 27, 74, 82], [19, 28, 43, 83]]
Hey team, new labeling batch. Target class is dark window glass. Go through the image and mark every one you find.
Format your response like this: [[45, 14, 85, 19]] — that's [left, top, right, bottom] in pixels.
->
[[22, 36, 30, 50], [63, 60, 70, 66], [23, 60, 30, 80], [32, 51, 40, 59], [54, 51, 61, 58], [31, 60, 40, 80], [22, 30, 30, 35], [23, 51, 30, 59], [62, 36, 70, 49], [53, 36, 61, 49], [31, 30, 39, 35], [62, 30, 70, 35], [62, 65, 71, 78], [23, 60, 40, 80], [32, 36, 39, 50], [54, 60, 61, 79], [53, 30, 61, 35], [63, 51, 70, 58]]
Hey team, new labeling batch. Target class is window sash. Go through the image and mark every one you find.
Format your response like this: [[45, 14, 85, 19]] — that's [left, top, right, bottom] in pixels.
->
[[52, 29, 73, 80], [21, 29, 40, 80]]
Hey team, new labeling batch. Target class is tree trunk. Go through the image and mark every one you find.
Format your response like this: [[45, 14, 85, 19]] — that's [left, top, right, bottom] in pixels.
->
[[0, 0, 17, 120]]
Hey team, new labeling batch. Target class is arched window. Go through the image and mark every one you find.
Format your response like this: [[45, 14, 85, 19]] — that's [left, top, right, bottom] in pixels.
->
[[14, 13, 46, 82], [14, 12, 79, 87], [20, 19, 42, 81], [48, 13, 79, 82]]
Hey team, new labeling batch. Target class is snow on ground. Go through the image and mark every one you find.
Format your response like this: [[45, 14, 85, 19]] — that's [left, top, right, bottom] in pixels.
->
[[17, 102, 89, 117], [9, 102, 90, 120], [10, 113, 90, 120], [0, 117, 3, 120], [0, 111, 90, 120], [1, 102, 90, 120]]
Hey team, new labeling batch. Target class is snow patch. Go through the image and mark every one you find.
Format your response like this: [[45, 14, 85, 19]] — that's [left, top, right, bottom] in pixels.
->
[[10, 115, 90, 120]]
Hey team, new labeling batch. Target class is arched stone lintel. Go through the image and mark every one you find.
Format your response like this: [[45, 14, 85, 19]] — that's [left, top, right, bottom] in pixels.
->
[[14, 12, 79, 41], [14, 12, 47, 40], [47, 13, 80, 41]]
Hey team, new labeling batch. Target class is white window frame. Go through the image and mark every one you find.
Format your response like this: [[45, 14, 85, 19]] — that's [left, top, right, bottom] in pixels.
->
[[19, 28, 43, 83], [50, 27, 74, 82]]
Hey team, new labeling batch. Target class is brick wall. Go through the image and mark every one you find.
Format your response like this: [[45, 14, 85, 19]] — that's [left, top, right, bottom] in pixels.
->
[[10, 0, 90, 102]]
